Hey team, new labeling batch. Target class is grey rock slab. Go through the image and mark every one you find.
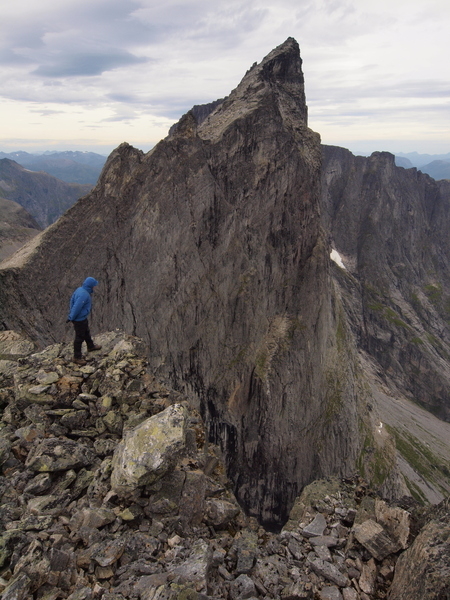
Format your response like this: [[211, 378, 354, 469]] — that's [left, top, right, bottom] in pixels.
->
[[0, 435, 12, 467], [48, 547, 72, 571], [0, 572, 32, 600], [218, 565, 234, 581], [135, 573, 169, 599], [229, 574, 257, 600], [12, 515, 54, 531], [178, 469, 206, 525], [91, 537, 126, 567], [302, 513, 327, 537], [358, 558, 377, 595], [0, 331, 35, 357], [234, 531, 258, 575], [51, 469, 77, 494], [0, 530, 28, 569], [314, 544, 332, 561], [69, 507, 116, 531], [27, 491, 71, 514], [60, 410, 88, 430], [280, 579, 312, 599], [352, 519, 400, 560], [169, 539, 212, 592], [103, 410, 123, 434], [14, 424, 45, 444], [374, 499, 410, 550], [287, 537, 305, 560], [309, 535, 338, 548], [111, 403, 188, 495], [27, 384, 51, 395], [66, 587, 94, 600], [318, 586, 343, 600], [307, 556, 349, 588], [35, 371, 60, 385], [205, 498, 240, 528]]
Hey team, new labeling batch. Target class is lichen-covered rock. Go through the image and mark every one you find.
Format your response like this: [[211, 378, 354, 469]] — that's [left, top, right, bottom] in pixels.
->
[[205, 498, 241, 528], [168, 539, 212, 593], [69, 507, 116, 531], [25, 438, 97, 472], [110, 404, 188, 495]]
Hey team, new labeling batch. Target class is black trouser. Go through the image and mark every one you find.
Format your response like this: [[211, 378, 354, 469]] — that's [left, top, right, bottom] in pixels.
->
[[73, 319, 94, 358]]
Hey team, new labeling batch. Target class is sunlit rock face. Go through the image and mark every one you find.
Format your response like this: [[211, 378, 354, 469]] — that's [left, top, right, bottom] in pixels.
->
[[0, 39, 369, 527]]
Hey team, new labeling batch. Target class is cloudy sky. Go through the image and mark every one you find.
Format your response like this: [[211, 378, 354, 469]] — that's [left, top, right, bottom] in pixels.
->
[[1, 0, 449, 156]]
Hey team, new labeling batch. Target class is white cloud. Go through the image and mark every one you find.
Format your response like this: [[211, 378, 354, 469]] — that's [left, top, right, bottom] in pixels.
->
[[0, 0, 449, 154]]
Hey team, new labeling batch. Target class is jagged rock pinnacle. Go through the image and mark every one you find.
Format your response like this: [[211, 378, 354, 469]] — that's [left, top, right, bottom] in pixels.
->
[[198, 37, 308, 142]]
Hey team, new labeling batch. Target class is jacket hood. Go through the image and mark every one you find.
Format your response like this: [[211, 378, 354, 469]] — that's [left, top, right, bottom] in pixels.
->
[[82, 277, 98, 292]]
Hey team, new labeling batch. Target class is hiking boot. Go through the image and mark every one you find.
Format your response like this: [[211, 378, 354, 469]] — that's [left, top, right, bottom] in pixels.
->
[[87, 345, 102, 352], [73, 357, 87, 366]]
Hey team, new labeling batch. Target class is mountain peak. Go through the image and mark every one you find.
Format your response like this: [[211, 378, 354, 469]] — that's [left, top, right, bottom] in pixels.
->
[[198, 37, 308, 142]]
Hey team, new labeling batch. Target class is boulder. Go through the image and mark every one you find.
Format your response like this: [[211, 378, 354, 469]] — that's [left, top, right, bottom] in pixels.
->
[[110, 404, 188, 495], [319, 587, 343, 600], [374, 499, 410, 550], [229, 573, 257, 599], [168, 539, 212, 592], [205, 498, 241, 528], [352, 519, 401, 560], [302, 513, 327, 538], [307, 555, 350, 588]]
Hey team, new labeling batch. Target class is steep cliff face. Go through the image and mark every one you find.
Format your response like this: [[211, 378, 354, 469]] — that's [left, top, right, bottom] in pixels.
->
[[0, 39, 371, 527], [322, 146, 450, 422]]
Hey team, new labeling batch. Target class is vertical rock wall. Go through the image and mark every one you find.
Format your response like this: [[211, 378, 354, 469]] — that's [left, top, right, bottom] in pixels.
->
[[322, 145, 450, 421]]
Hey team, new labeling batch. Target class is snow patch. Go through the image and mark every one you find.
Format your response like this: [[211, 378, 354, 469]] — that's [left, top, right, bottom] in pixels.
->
[[330, 249, 346, 269]]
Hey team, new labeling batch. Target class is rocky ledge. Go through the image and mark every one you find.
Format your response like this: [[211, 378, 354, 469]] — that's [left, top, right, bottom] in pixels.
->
[[0, 331, 449, 600]]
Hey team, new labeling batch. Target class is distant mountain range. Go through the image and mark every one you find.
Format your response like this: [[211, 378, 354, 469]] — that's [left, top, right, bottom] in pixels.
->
[[0, 150, 107, 185], [394, 152, 450, 180], [0, 196, 41, 263], [0, 158, 91, 228]]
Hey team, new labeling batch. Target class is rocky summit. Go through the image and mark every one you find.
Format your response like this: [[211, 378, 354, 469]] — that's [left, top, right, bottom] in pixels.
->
[[1, 332, 449, 600]]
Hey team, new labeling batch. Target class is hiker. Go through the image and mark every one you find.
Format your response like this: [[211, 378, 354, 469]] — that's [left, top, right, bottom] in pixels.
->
[[67, 276, 102, 365]]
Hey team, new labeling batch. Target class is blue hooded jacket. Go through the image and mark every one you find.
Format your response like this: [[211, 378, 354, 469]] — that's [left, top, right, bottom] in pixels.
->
[[68, 277, 98, 322]]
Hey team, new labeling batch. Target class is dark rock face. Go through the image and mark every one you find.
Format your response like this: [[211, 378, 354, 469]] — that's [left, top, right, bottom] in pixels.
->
[[0, 158, 91, 227], [322, 145, 450, 421], [0, 39, 369, 528]]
